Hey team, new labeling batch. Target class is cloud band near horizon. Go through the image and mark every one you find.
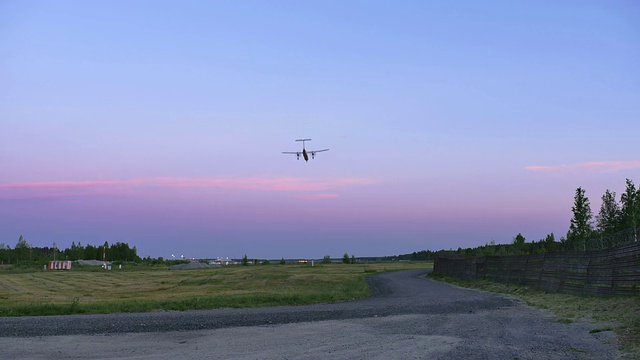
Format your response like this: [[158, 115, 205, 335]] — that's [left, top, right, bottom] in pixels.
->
[[0, 177, 376, 200], [524, 161, 640, 172]]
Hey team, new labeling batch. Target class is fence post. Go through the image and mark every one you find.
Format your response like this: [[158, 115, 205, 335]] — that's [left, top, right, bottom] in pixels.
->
[[586, 251, 594, 296], [522, 256, 530, 285], [558, 253, 566, 293], [537, 253, 545, 288], [611, 249, 617, 294]]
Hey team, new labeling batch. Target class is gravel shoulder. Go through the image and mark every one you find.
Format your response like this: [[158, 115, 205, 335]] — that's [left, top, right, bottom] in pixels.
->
[[0, 269, 620, 359]]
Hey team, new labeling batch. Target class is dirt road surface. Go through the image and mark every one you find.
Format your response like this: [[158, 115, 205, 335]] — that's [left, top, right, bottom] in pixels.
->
[[0, 270, 619, 359]]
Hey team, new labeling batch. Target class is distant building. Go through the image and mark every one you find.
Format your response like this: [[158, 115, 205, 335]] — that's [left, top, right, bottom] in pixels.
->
[[48, 261, 72, 270], [209, 257, 235, 266]]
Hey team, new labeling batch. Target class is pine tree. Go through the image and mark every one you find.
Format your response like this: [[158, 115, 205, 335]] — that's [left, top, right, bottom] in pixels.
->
[[636, 185, 640, 240], [511, 233, 526, 254], [596, 189, 620, 235], [619, 179, 639, 241], [543, 233, 556, 253], [16, 235, 28, 249], [15, 235, 30, 262], [568, 187, 593, 251]]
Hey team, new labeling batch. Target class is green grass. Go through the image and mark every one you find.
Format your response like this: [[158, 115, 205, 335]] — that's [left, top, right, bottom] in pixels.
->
[[0, 262, 432, 317], [429, 274, 640, 357]]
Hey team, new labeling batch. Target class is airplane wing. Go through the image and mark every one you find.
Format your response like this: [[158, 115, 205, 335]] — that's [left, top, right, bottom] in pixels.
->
[[310, 149, 329, 153], [282, 152, 301, 155]]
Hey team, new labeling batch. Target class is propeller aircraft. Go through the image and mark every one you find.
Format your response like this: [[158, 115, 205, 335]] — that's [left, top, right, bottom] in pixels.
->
[[282, 139, 329, 162]]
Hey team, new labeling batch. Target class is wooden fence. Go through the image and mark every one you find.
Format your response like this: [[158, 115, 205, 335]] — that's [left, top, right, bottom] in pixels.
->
[[434, 242, 640, 296]]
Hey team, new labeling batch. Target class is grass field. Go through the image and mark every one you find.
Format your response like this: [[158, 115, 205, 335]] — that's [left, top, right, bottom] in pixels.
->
[[0, 262, 432, 317], [6, 262, 635, 355], [430, 274, 640, 357]]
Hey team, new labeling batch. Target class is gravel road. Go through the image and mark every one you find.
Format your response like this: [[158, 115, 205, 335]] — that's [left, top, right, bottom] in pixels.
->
[[0, 270, 620, 359]]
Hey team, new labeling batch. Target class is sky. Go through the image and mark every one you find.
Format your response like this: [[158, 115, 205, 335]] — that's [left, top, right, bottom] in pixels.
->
[[1, 1, 639, 259]]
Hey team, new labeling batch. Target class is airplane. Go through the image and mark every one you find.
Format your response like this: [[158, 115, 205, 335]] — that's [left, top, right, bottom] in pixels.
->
[[282, 139, 329, 162]]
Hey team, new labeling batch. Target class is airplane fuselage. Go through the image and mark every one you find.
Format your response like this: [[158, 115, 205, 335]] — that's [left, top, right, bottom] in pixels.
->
[[282, 138, 328, 162]]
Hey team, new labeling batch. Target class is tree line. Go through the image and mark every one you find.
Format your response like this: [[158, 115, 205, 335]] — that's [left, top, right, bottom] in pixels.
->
[[566, 178, 639, 250], [3, 179, 637, 265], [0, 237, 140, 265], [391, 178, 640, 259]]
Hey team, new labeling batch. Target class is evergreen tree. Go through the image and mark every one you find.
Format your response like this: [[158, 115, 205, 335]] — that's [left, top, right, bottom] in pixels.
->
[[0, 243, 10, 264], [597, 189, 620, 235], [15, 235, 30, 262], [66, 241, 84, 261], [512, 233, 526, 253], [241, 254, 249, 266], [619, 179, 639, 241], [84, 244, 97, 260], [68, 242, 77, 261], [322, 255, 331, 264], [544, 233, 557, 253], [342, 253, 350, 264], [636, 184, 640, 239], [567, 187, 593, 251]]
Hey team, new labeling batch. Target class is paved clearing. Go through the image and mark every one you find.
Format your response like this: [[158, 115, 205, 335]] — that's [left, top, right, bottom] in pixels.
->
[[0, 270, 619, 359]]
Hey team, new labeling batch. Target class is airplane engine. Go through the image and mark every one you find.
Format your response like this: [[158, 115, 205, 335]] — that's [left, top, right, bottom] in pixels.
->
[[283, 139, 328, 162]]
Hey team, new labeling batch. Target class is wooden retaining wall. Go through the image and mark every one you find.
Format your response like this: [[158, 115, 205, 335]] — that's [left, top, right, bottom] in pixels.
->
[[433, 242, 640, 296]]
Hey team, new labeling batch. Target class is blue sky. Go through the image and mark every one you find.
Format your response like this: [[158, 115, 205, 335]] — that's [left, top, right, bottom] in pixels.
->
[[1, 1, 639, 259]]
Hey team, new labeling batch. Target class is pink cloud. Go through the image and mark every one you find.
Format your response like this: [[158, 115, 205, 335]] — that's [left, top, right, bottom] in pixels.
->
[[524, 161, 640, 172], [162, 177, 374, 192], [292, 193, 340, 200], [0, 180, 126, 189], [0, 177, 375, 199]]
